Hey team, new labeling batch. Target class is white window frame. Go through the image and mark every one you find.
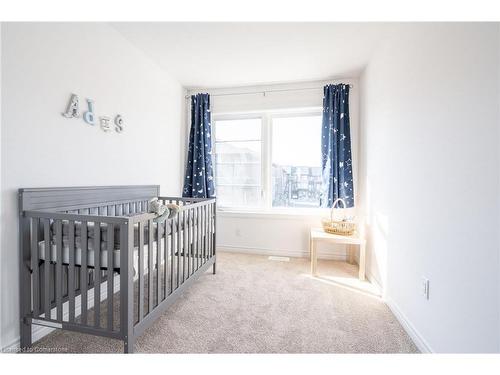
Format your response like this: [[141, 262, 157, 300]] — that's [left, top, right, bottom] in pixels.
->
[[213, 108, 328, 214], [212, 113, 266, 209]]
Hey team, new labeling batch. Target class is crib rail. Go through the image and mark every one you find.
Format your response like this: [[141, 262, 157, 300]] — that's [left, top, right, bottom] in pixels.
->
[[19, 189, 216, 353], [23, 210, 130, 341], [131, 198, 216, 339]]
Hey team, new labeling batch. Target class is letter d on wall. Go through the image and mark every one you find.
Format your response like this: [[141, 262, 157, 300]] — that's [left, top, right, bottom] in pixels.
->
[[83, 99, 95, 125]]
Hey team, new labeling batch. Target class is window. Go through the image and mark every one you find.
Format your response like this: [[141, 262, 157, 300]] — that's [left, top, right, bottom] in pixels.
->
[[214, 118, 263, 208], [271, 115, 322, 208], [213, 111, 322, 210]]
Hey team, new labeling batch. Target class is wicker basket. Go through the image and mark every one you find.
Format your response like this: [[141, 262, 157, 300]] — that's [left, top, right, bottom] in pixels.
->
[[321, 198, 356, 236]]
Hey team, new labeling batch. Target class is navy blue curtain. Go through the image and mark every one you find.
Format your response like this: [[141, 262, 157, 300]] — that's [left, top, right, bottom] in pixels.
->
[[182, 93, 215, 198], [321, 84, 354, 208]]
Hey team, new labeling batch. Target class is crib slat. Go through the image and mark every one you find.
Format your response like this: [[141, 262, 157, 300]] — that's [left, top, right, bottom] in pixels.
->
[[177, 215, 181, 288], [94, 222, 101, 328], [209, 204, 212, 259], [148, 219, 153, 313], [138, 222, 145, 320], [55, 220, 63, 321], [207, 204, 211, 260], [184, 210, 188, 281], [193, 207, 197, 271], [31, 218, 40, 318], [208, 204, 211, 260], [199, 206, 202, 268], [68, 220, 75, 323], [202, 205, 205, 261], [187, 209, 191, 277], [202, 205, 206, 263], [176, 213, 182, 288], [170, 218, 174, 293], [119, 221, 133, 351], [204, 205, 207, 261], [210, 203, 213, 258], [107, 223, 114, 331], [183, 210, 187, 282], [156, 220, 161, 305], [191, 207, 194, 271], [81, 222, 88, 325], [202, 205, 205, 263], [207, 203, 210, 260], [43, 219, 51, 319], [179, 211, 183, 283], [214, 202, 217, 266], [196, 207, 200, 270], [163, 219, 168, 299]]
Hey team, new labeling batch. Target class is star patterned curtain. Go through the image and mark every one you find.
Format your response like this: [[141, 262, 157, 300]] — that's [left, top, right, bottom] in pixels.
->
[[321, 84, 354, 208], [182, 93, 215, 198]]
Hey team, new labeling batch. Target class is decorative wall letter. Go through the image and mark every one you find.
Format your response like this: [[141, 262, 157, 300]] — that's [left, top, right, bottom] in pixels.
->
[[83, 99, 96, 125], [114, 115, 124, 133], [62, 94, 80, 118], [62, 93, 124, 134], [99, 116, 111, 132]]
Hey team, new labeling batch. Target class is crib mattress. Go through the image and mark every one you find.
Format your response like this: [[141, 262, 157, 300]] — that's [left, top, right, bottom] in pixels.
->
[[38, 240, 160, 269]]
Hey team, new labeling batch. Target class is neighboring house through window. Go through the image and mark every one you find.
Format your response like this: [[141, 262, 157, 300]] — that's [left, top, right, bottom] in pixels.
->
[[213, 111, 322, 210]]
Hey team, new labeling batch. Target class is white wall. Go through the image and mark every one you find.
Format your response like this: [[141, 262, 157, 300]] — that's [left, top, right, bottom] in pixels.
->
[[187, 79, 359, 261], [0, 22, 3, 351], [498, 23, 500, 351], [0, 22, 185, 349], [359, 23, 500, 352]]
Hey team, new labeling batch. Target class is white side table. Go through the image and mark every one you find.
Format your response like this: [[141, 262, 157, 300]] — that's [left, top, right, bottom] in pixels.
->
[[309, 228, 366, 280]]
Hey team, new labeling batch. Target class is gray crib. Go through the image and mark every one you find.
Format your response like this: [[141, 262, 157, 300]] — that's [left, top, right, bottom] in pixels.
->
[[18, 185, 216, 353]]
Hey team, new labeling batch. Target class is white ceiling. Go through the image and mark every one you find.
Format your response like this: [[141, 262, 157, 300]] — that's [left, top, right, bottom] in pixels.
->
[[111, 23, 392, 88]]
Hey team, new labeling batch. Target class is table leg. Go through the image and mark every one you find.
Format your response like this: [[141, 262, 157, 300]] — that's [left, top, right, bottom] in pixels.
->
[[347, 244, 355, 265], [309, 232, 312, 260], [310, 239, 317, 276], [358, 242, 366, 281]]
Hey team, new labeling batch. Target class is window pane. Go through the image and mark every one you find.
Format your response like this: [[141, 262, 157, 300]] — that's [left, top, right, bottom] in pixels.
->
[[216, 186, 261, 207], [214, 118, 262, 208], [272, 115, 322, 208], [215, 118, 261, 141], [216, 141, 261, 186]]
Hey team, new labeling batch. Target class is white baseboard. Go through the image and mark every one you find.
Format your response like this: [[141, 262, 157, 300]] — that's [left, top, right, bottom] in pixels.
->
[[365, 271, 383, 296], [218, 245, 347, 261], [386, 298, 433, 353], [2, 275, 121, 352]]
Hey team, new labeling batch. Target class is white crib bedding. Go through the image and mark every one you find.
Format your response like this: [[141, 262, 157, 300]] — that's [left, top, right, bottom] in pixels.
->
[[49, 218, 199, 245], [38, 239, 161, 269]]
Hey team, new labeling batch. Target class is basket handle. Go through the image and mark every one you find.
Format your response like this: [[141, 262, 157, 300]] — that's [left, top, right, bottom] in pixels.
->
[[330, 198, 347, 221]]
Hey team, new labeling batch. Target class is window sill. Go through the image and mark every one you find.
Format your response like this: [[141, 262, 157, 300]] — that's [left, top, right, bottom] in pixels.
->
[[216, 207, 331, 220]]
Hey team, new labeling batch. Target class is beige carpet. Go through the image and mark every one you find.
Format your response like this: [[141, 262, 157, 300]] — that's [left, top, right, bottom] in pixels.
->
[[32, 252, 418, 353]]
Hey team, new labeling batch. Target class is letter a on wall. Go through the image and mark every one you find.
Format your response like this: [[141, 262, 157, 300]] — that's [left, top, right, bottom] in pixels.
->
[[62, 94, 80, 118]]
